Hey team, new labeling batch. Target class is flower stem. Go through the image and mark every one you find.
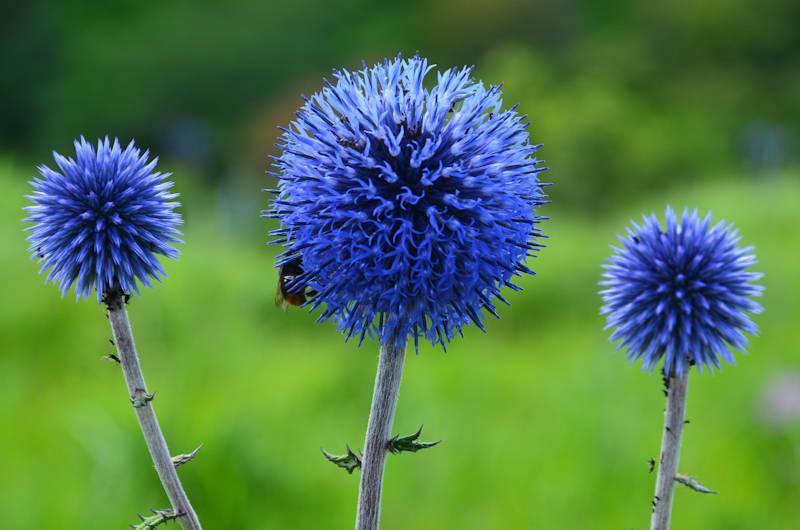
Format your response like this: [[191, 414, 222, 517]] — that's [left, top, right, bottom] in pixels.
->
[[650, 371, 689, 530], [106, 291, 202, 530], [355, 341, 407, 530]]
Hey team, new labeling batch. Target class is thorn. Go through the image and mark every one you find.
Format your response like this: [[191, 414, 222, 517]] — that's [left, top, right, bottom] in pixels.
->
[[130, 508, 185, 529], [103, 353, 121, 364], [101, 290, 116, 310], [109, 338, 115, 346], [648, 458, 655, 473], [674, 474, 718, 494], [684, 419, 691, 425], [131, 389, 155, 408], [387, 425, 441, 455], [172, 445, 203, 469], [321, 445, 362, 474]]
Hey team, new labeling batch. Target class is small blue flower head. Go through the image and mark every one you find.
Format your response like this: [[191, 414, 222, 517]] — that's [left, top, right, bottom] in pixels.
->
[[268, 56, 547, 349], [600, 207, 764, 376], [25, 137, 182, 301]]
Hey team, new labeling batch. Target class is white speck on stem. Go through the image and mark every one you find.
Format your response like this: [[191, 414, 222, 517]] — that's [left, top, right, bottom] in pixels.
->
[[650, 371, 689, 530], [355, 341, 407, 530], [107, 292, 202, 530]]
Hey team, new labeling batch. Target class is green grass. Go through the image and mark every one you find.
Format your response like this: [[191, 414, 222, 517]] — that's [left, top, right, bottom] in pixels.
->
[[1, 160, 798, 529]]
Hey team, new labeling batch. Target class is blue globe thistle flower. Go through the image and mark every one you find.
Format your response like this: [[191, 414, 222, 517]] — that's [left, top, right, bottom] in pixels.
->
[[25, 137, 182, 300], [600, 207, 763, 376], [268, 56, 548, 349]]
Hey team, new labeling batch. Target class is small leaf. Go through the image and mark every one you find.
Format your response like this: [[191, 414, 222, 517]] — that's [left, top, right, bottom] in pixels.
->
[[172, 445, 203, 469], [387, 425, 441, 455], [130, 508, 183, 529], [321, 445, 362, 474], [674, 473, 718, 494]]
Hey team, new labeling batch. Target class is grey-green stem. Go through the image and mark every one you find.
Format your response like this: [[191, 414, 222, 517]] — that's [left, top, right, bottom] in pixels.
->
[[355, 341, 407, 530], [106, 292, 202, 530], [650, 372, 689, 530]]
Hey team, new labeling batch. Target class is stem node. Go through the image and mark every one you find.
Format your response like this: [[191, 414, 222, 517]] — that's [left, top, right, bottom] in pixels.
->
[[131, 389, 156, 409]]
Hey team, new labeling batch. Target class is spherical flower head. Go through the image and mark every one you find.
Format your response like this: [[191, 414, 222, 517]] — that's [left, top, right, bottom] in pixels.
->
[[25, 137, 182, 300], [269, 56, 547, 349], [600, 207, 764, 376]]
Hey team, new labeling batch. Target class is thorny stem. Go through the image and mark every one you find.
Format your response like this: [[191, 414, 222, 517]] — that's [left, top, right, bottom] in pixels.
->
[[106, 290, 202, 530], [355, 341, 407, 530], [650, 371, 689, 530]]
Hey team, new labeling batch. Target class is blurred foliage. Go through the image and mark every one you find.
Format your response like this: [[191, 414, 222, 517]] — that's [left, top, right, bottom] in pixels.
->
[[2, 1, 800, 528], [1, 161, 799, 528], [2, 0, 799, 210]]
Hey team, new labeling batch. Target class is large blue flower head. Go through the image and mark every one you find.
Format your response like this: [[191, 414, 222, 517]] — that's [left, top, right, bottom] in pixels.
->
[[600, 207, 763, 376], [25, 137, 182, 300], [268, 56, 548, 349]]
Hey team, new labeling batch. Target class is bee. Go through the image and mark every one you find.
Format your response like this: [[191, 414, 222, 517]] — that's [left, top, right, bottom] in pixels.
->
[[275, 257, 316, 311], [336, 137, 361, 150]]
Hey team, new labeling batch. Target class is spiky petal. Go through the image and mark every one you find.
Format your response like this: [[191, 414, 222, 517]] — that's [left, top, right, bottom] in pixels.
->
[[600, 207, 763, 376], [25, 137, 182, 300], [268, 56, 547, 349]]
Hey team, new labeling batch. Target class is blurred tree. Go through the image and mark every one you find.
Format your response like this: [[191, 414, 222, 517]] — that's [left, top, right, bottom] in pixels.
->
[[0, 0, 797, 210], [0, 1, 58, 150]]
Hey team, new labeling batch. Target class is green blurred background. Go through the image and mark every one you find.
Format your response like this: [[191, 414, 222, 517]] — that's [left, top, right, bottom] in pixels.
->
[[1, 0, 799, 528]]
